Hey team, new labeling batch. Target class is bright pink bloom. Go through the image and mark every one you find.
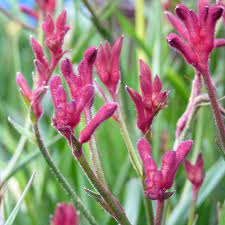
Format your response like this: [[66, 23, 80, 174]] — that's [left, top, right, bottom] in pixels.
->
[[126, 59, 168, 134], [16, 11, 69, 121], [166, 1, 223, 71], [42, 10, 70, 61], [61, 47, 97, 105], [184, 153, 204, 196], [51, 203, 79, 225], [19, 0, 56, 20], [79, 103, 118, 143], [50, 76, 94, 141], [138, 138, 193, 200], [95, 36, 123, 98]]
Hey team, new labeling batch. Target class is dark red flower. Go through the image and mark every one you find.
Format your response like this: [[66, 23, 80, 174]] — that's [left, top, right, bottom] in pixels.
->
[[184, 153, 204, 196], [138, 138, 193, 200], [126, 59, 168, 134]]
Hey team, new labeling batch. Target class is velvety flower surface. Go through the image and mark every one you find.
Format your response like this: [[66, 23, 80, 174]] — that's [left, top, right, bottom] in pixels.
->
[[95, 36, 123, 98], [166, 0, 224, 71], [126, 59, 168, 134], [61, 47, 97, 103], [16, 11, 69, 121], [51, 203, 79, 225], [138, 138, 193, 200], [184, 153, 204, 193], [50, 75, 94, 140]]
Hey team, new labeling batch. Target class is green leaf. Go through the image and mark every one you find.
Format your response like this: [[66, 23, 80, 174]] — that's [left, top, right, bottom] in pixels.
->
[[8, 117, 35, 143], [167, 158, 225, 225], [124, 178, 142, 225], [4, 172, 35, 225]]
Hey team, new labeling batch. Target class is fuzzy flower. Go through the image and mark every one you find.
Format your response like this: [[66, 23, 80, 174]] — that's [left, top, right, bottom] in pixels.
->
[[61, 47, 97, 105], [51, 203, 79, 225], [126, 59, 168, 134], [50, 75, 117, 143], [166, 0, 224, 72], [16, 11, 69, 121], [184, 153, 204, 198], [138, 138, 193, 200], [95, 36, 124, 98], [42, 10, 70, 61], [20, 0, 56, 21]]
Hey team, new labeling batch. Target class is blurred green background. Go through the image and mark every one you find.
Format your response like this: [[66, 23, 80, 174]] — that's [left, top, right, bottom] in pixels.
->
[[0, 0, 225, 225]]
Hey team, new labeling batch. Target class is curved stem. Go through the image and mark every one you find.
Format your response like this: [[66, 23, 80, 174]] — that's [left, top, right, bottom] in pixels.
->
[[84, 109, 108, 187], [154, 200, 165, 225], [71, 137, 132, 225], [201, 67, 225, 151], [33, 124, 97, 225]]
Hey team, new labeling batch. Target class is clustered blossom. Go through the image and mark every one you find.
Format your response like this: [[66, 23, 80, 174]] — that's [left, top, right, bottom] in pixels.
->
[[51, 203, 79, 225], [50, 73, 117, 143], [95, 36, 123, 99], [16, 11, 69, 121], [20, 0, 56, 21], [166, 0, 224, 72], [184, 153, 204, 198], [61, 47, 97, 106], [138, 138, 193, 200], [126, 59, 168, 134]]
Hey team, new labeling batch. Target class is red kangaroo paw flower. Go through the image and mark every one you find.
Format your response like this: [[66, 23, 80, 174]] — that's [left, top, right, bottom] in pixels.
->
[[126, 59, 169, 134], [95, 36, 123, 98], [79, 103, 118, 143], [138, 138, 193, 201], [51, 203, 79, 225]]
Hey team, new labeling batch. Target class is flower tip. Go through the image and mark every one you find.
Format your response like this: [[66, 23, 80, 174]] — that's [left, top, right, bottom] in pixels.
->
[[61, 58, 73, 77], [175, 4, 188, 20]]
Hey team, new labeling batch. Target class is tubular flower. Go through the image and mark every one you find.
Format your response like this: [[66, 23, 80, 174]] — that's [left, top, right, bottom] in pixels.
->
[[166, 0, 224, 72], [19, 0, 56, 21], [50, 75, 94, 141], [95, 36, 124, 98], [51, 203, 79, 225], [42, 10, 70, 62], [16, 11, 69, 121], [50, 74, 117, 143], [61, 47, 97, 106], [126, 59, 168, 134], [184, 153, 204, 197], [138, 138, 193, 200]]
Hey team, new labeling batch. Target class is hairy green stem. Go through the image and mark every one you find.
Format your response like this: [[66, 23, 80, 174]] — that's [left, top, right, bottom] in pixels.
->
[[71, 137, 132, 225], [84, 109, 108, 187], [154, 200, 165, 225], [187, 196, 196, 225], [201, 67, 225, 151], [33, 124, 97, 225]]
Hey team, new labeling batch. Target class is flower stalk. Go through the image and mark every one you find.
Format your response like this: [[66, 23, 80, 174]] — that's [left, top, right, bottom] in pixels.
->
[[70, 136, 132, 225], [154, 200, 165, 225], [33, 123, 97, 225], [200, 67, 225, 151]]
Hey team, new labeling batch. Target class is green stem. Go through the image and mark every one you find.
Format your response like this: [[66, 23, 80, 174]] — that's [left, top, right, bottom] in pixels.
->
[[33, 123, 97, 225], [201, 67, 225, 152], [84, 109, 108, 187], [187, 197, 196, 225], [116, 106, 143, 177], [154, 200, 165, 225], [71, 137, 132, 225]]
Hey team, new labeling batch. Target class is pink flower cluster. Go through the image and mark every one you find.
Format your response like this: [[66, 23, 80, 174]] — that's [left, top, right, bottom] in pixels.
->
[[20, 0, 56, 21], [126, 60, 168, 134], [184, 153, 204, 198], [16, 11, 69, 121], [166, 0, 224, 72], [51, 203, 79, 225], [138, 138, 193, 200], [50, 47, 118, 144]]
